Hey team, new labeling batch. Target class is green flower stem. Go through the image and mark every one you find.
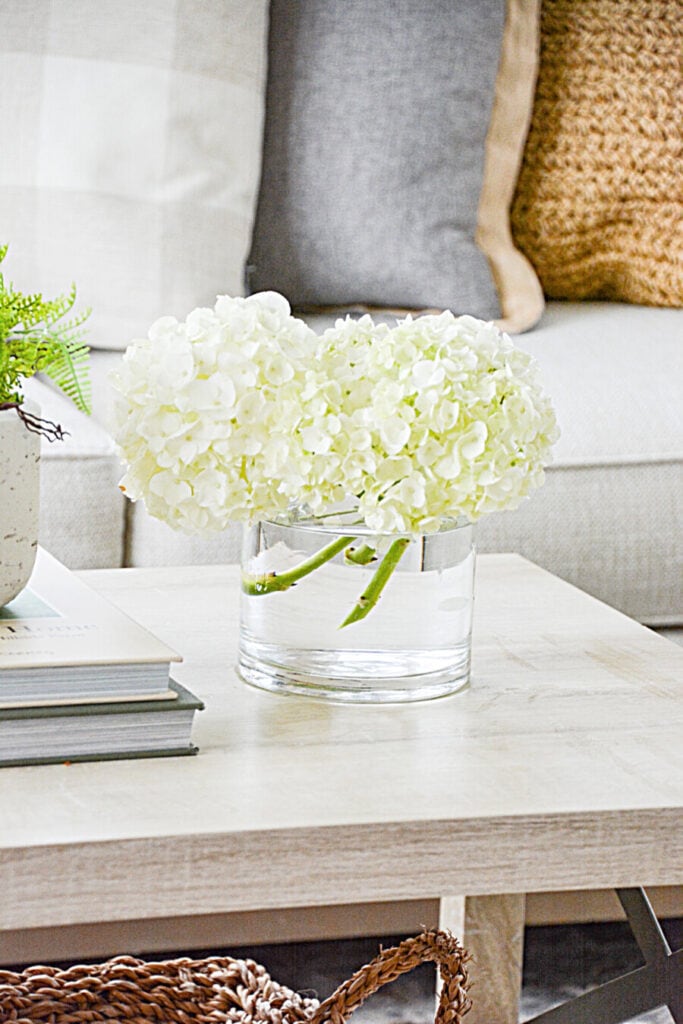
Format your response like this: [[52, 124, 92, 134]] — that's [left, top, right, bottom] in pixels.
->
[[344, 542, 377, 566], [340, 536, 411, 628], [242, 534, 355, 595]]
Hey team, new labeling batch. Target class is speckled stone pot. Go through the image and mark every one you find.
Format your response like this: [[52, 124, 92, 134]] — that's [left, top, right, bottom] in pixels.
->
[[0, 403, 40, 606]]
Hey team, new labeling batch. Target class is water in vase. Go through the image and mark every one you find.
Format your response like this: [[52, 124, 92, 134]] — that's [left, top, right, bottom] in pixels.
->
[[238, 518, 474, 703]]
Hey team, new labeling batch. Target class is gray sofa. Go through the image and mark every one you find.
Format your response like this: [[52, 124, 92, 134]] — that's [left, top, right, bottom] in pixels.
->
[[29, 297, 683, 630]]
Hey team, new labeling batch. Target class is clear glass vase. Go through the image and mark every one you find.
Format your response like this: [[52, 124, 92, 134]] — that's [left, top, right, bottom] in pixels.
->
[[237, 513, 475, 703]]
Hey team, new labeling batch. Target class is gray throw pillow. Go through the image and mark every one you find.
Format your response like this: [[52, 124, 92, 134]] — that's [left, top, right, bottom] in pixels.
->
[[248, 0, 506, 319]]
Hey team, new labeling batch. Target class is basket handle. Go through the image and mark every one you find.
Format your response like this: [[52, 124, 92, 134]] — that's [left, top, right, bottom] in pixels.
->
[[309, 929, 471, 1024]]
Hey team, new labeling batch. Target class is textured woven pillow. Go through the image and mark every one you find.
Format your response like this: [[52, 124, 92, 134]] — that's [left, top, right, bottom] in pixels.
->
[[511, 0, 683, 306], [0, 0, 268, 350], [248, 0, 544, 332]]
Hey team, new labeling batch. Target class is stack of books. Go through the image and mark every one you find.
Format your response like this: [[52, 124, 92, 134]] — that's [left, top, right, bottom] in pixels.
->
[[0, 548, 203, 767]]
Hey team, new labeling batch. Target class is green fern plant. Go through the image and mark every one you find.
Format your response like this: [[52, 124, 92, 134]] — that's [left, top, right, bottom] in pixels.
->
[[0, 244, 91, 417]]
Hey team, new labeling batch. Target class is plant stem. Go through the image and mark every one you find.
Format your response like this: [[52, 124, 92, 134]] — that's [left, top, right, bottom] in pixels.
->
[[0, 402, 68, 440], [340, 536, 411, 628], [344, 542, 377, 565], [242, 534, 355, 595], [307, 508, 362, 523]]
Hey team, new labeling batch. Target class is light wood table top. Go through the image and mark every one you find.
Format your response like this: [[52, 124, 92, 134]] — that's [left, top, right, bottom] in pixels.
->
[[1, 554, 681, 936]]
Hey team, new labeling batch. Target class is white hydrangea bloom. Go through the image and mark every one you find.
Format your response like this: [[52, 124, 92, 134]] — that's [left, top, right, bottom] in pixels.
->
[[112, 297, 559, 537], [110, 292, 317, 534], [303, 311, 560, 534]]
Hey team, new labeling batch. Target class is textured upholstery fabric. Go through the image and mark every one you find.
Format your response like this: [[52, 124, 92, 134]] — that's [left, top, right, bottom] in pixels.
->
[[248, 0, 505, 321], [23, 377, 125, 570], [511, 0, 683, 307], [126, 509, 242, 570], [0, 0, 269, 350], [507, 302, 683, 467], [480, 301, 683, 625], [475, 461, 682, 627]]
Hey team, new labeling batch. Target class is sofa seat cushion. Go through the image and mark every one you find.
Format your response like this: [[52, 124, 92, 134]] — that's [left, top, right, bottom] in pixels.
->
[[476, 302, 683, 625], [23, 376, 126, 569], [506, 301, 683, 467]]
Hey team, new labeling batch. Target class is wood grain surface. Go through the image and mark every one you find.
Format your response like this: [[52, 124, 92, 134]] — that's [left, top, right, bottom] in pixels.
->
[[1, 556, 681, 951], [1, 888, 681, 966], [440, 894, 526, 1024]]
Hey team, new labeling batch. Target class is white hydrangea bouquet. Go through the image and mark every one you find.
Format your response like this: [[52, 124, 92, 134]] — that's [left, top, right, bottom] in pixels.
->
[[112, 292, 558, 626]]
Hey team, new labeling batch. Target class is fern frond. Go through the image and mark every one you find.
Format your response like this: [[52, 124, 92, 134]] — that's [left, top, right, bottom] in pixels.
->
[[42, 339, 92, 414], [0, 243, 91, 411]]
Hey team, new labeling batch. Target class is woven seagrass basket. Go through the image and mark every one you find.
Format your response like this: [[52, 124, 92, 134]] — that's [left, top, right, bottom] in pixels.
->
[[0, 929, 470, 1024]]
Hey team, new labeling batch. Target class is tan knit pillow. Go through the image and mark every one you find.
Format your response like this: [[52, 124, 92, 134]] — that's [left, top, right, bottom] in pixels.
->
[[511, 0, 683, 307]]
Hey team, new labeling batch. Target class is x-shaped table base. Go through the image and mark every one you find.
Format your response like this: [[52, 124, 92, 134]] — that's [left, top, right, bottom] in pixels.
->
[[525, 889, 681, 1024]]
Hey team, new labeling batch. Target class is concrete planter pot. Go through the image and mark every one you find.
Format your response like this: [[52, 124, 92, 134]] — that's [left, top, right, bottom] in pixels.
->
[[0, 403, 40, 606]]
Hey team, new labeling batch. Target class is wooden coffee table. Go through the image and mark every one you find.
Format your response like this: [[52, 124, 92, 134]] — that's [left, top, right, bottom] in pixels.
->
[[0, 555, 681, 1023]]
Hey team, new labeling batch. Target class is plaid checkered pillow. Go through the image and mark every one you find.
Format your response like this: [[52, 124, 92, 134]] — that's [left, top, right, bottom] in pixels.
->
[[0, 0, 268, 350]]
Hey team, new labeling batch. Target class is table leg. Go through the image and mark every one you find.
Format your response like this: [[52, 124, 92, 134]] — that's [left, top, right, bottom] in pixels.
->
[[439, 893, 526, 1024], [522, 889, 682, 1024]]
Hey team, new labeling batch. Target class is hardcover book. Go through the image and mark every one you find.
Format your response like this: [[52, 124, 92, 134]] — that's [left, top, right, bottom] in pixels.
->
[[0, 548, 182, 704], [0, 679, 203, 767]]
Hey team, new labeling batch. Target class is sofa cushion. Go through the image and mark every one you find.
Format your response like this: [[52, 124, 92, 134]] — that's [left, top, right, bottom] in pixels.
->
[[510, 302, 683, 467], [511, 0, 683, 307], [248, 0, 536, 325], [0, 0, 269, 350], [476, 302, 683, 626], [126, 511, 243, 570], [23, 377, 126, 570], [475, 459, 681, 628]]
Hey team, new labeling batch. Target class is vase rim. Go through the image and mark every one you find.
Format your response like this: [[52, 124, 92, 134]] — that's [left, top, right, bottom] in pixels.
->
[[259, 512, 472, 538]]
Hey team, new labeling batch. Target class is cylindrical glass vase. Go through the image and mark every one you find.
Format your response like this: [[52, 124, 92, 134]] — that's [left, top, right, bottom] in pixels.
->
[[237, 515, 475, 703]]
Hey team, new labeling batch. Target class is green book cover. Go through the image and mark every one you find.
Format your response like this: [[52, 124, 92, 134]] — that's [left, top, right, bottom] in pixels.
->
[[0, 679, 203, 722], [0, 746, 199, 768], [0, 679, 204, 768]]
